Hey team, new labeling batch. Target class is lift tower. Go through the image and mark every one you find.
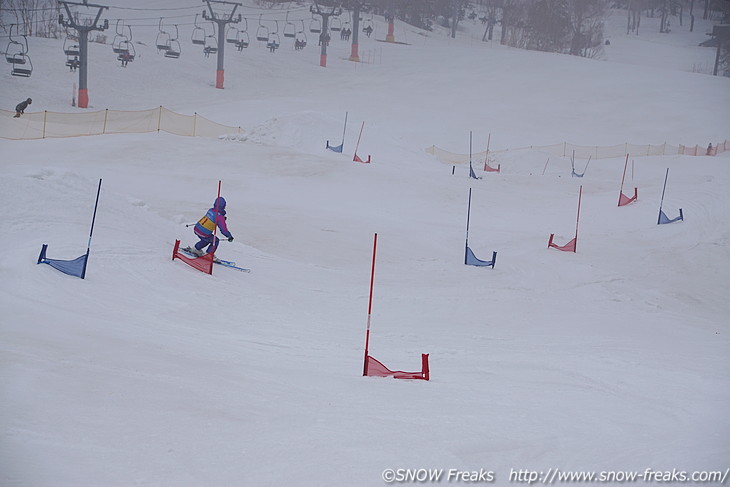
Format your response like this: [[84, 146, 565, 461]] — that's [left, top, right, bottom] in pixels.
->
[[59, 0, 109, 108], [202, 0, 242, 89]]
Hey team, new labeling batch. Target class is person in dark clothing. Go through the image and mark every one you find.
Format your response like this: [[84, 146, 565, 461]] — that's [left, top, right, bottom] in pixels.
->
[[14, 98, 32, 118]]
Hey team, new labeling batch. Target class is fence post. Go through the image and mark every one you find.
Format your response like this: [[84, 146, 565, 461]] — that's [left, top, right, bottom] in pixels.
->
[[563, 142, 566, 157], [157, 106, 162, 133], [103, 108, 108, 135], [193, 112, 197, 137], [42, 110, 47, 139]]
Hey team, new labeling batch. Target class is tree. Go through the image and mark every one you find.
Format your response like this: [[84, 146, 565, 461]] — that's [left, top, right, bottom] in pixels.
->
[[525, 0, 571, 53], [566, 0, 608, 57]]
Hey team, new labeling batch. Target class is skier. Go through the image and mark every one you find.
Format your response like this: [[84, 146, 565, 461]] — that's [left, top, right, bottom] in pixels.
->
[[188, 197, 234, 256], [13, 97, 32, 118]]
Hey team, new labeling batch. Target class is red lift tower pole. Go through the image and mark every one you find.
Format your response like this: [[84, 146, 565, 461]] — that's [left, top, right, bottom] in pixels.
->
[[311, 1, 342, 67], [59, 1, 109, 109], [202, 0, 242, 89]]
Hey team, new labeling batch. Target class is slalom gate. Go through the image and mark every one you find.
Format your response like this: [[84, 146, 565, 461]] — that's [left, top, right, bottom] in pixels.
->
[[362, 233, 429, 381], [37, 179, 102, 279], [548, 185, 582, 253]]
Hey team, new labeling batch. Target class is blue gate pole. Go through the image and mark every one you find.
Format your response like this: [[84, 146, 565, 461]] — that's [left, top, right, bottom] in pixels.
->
[[657, 168, 669, 225], [81, 178, 103, 279]]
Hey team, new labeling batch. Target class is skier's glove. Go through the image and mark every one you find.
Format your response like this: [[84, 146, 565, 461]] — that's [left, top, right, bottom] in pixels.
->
[[228, 236, 234, 242]]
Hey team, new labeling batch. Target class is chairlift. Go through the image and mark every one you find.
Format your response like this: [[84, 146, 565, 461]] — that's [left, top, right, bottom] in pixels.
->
[[156, 18, 171, 52], [5, 24, 28, 62], [164, 24, 181, 58], [192, 13, 206, 45], [11, 53, 32, 77], [235, 19, 249, 50], [203, 23, 217, 55], [330, 16, 342, 32], [165, 39, 181, 58], [283, 12, 296, 38], [63, 36, 80, 56], [117, 39, 135, 62], [5, 41, 25, 64], [226, 26, 239, 44], [294, 21, 307, 49], [267, 31, 281, 51], [112, 20, 130, 53], [256, 15, 269, 42], [310, 16, 322, 34], [343, 13, 351, 32], [363, 17, 373, 32]]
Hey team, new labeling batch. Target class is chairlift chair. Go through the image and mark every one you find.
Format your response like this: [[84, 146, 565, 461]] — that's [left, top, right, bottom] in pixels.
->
[[156, 18, 171, 51], [226, 26, 239, 44], [235, 18, 249, 50], [164, 25, 181, 58], [5, 43, 25, 64], [310, 17, 322, 34], [192, 14, 206, 45], [11, 53, 32, 77], [363, 18, 373, 32], [203, 23, 217, 55], [165, 39, 181, 58], [267, 32, 281, 49], [117, 40, 135, 62], [330, 16, 342, 32], [294, 20, 307, 49], [112, 34, 128, 53], [283, 12, 296, 38], [63, 36, 80, 56], [256, 17, 270, 42], [5, 24, 28, 62], [156, 32, 171, 52], [204, 34, 218, 55], [235, 30, 249, 50], [112, 20, 130, 53]]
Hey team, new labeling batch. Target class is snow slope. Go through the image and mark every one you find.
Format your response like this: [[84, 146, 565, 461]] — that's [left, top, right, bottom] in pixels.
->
[[1, 3, 729, 486]]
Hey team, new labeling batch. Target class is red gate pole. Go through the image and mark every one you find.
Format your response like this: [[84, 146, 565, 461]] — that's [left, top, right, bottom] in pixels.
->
[[363, 233, 378, 376], [618, 154, 629, 206]]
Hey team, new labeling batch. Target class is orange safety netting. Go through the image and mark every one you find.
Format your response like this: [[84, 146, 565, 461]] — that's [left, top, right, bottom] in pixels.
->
[[0, 107, 243, 140], [425, 139, 729, 164]]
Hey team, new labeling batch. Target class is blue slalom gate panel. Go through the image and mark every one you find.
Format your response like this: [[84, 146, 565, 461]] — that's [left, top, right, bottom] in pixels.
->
[[469, 163, 481, 180], [465, 247, 497, 268], [37, 244, 89, 279], [326, 140, 343, 153], [658, 208, 683, 225]]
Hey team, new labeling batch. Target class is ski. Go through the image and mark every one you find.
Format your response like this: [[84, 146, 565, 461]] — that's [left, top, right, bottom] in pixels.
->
[[212, 259, 251, 273], [179, 247, 250, 273]]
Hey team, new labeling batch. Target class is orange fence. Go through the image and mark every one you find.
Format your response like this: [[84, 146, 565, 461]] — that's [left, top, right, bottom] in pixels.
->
[[0, 106, 243, 140], [425, 139, 729, 164]]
